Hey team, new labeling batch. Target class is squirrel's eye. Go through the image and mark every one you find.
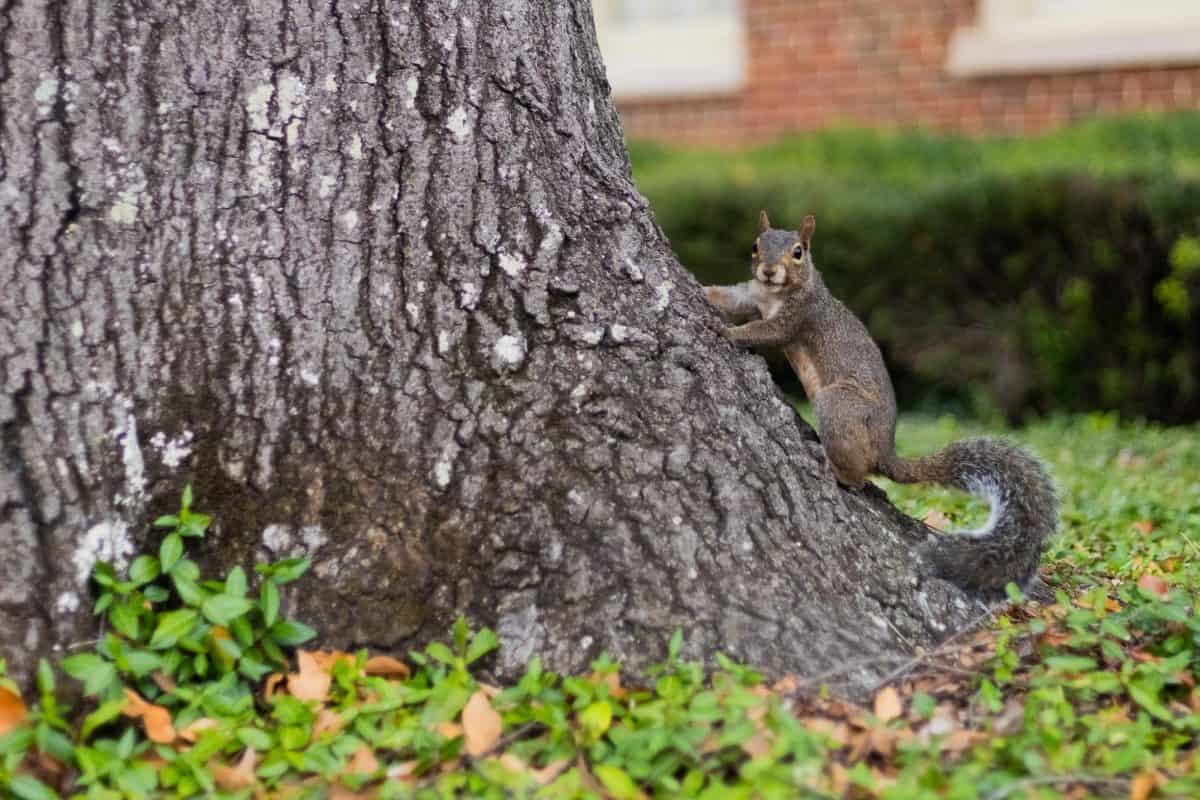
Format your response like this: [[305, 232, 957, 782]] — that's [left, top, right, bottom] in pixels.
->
[[792, 245, 805, 260], [751, 242, 759, 257]]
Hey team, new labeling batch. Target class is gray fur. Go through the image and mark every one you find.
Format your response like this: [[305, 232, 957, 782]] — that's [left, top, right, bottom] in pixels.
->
[[706, 216, 1057, 594]]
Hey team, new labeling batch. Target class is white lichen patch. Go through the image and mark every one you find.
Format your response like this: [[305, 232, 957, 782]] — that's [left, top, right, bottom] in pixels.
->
[[341, 209, 359, 232], [262, 524, 295, 554], [433, 457, 453, 489], [55, 592, 81, 615], [299, 367, 320, 387], [654, 280, 675, 312], [610, 324, 630, 343], [74, 520, 134, 584], [109, 189, 140, 224], [34, 77, 60, 105], [578, 328, 604, 346], [623, 257, 644, 282], [150, 430, 194, 470], [446, 106, 471, 141], [277, 75, 306, 122], [113, 408, 146, 507], [318, 174, 337, 199], [366, 65, 379, 85], [405, 76, 419, 109], [493, 334, 526, 367], [498, 251, 525, 278], [324, 73, 339, 92], [245, 83, 274, 130], [70, 319, 84, 339], [437, 330, 452, 355], [459, 282, 481, 310], [348, 132, 364, 160]]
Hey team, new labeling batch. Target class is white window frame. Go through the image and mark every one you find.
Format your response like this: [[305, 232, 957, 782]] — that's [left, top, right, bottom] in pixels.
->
[[947, 0, 1200, 77], [593, 0, 746, 100]]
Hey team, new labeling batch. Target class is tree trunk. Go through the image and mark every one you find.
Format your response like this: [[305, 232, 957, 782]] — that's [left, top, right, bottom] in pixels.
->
[[0, 0, 982, 694]]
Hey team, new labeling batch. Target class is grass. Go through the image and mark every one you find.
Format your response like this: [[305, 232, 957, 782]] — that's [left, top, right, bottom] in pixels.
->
[[628, 112, 1200, 189], [2, 413, 1199, 798]]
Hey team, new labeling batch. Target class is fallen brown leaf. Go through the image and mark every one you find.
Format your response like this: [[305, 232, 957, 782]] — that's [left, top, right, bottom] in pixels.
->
[[740, 728, 773, 758], [386, 761, 419, 782], [1132, 519, 1155, 536], [462, 690, 503, 757], [345, 744, 379, 775], [122, 689, 176, 744], [873, 686, 903, 722], [1137, 574, 1170, 599], [314, 707, 347, 737], [363, 655, 410, 679], [0, 687, 27, 736], [288, 650, 332, 702], [1130, 770, 1159, 800], [212, 748, 257, 791], [264, 673, 285, 698]]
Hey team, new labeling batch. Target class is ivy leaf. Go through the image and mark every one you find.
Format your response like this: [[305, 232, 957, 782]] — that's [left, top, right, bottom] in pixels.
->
[[269, 621, 317, 647], [159, 533, 184, 573], [81, 697, 126, 740], [202, 595, 254, 627], [109, 601, 140, 640], [466, 628, 499, 665], [150, 609, 199, 650], [7, 775, 59, 800], [128, 555, 160, 586], [62, 653, 118, 697], [261, 580, 280, 628], [225, 566, 247, 598]]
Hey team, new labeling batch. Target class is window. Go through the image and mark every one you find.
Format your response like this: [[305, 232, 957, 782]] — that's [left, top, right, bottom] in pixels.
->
[[593, 0, 746, 99], [947, 0, 1200, 76]]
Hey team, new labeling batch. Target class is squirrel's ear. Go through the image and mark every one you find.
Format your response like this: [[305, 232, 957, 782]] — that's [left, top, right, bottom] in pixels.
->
[[758, 209, 771, 233], [800, 215, 816, 248]]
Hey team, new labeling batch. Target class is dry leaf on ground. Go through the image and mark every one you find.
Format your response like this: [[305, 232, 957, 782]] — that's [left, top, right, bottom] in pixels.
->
[[0, 687, 27, 736], [1137, 573, 1170, 598], [288, 650, 332, 702], [122, 689, 176, 744], [462, 690, 503, 757], [922, 510, 952, 530], [363, 655, 410, 678], [211, 748, 257, 791], [873, 686, 903, 722]]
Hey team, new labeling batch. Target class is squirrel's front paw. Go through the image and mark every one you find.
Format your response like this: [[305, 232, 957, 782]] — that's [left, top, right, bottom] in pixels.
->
[[721, 326, 740, 342]]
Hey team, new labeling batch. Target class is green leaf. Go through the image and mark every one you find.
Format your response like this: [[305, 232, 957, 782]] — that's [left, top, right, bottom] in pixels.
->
[[172, 574, 206, 607], [238, 655, 273, 682], [123, 650, 162, 677], [668, 629, 683, 661], [109, 601, 140, 639], [269, 558, 311, 584], [225, 566, 247, 598], [269, 621, 317, 647], [154, 514, 180, 529], [159, 533, 184, 573], [466, 628, 499, 665], [426, 642, 456, 665], [61, 653, 117, 697], [594, 764, 641, 800], [7, 775, 59, 800], [128, 555, 160, 586], [579, 701, 613, 741], [231, 615, 254, 648], [261, 580, 280, 628], [453, 616, 470, 655], [201, 594, 254, 627], [36, 659, 55, 697], [237, 727, 273, 750], [181, 484, 193, 511], [150, 609, 199, 650], [81, 698, 126, 740]]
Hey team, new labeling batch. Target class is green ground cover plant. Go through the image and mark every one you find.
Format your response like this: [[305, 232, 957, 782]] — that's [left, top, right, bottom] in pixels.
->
[[630, 113, 1200, 422], [1, 413, 1198, 798]]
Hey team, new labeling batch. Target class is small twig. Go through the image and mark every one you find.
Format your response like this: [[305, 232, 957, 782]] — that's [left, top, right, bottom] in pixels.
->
[[982, 774, 1129, 800], [867, 608, 998, 694]]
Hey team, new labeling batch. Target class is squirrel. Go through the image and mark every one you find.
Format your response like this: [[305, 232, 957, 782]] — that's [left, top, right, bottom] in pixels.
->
[[704, 211, 1056, 593]]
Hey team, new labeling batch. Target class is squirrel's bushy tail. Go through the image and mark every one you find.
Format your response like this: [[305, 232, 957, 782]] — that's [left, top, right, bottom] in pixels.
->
[[880, 438, 1057, 594]]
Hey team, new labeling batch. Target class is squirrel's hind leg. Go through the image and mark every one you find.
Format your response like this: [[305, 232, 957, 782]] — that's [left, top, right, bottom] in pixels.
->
[[813, 386, 877, 489]]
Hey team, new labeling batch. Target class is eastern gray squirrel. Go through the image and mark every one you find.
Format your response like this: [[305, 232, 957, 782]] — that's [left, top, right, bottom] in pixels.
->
[[705, 211, 1056, 593]]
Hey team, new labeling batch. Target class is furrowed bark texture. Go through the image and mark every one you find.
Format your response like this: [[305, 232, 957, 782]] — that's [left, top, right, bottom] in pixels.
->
[[0, 0, 984, 691]]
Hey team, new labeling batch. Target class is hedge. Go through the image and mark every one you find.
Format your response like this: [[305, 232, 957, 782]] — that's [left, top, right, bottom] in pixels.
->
[[629, 115, 1200, 422]]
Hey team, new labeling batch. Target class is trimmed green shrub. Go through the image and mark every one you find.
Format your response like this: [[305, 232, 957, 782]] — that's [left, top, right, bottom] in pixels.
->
[[630, 115, 1200, 422]]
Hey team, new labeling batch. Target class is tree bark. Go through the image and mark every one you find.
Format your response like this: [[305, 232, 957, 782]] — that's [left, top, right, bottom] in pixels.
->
[[0, 0, 983, 693]]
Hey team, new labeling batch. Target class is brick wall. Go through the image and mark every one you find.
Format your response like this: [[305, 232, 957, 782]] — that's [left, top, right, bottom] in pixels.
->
[[615, 0, 1200, 144]]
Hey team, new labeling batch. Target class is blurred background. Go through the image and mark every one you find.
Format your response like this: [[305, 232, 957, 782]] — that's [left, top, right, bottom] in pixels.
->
[[593, 0, 1200, 423]]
